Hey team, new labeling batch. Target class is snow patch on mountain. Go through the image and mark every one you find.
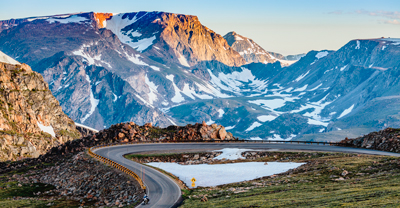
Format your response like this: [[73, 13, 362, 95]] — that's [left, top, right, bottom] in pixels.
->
[[315, 51, 329, 59], [0, 51, 20, 65], [177, 53, 190, 67], [268, 134, 296, 141], [37, 122, 56, 137], [234, 35, 244, 41], [340, 65, 347, 72], [308, 83, 322, 91], [257, 115, 277, 122], [129, 36, 156, 52], [145, 74, 158, 105], [208, 67, 267, 95], [72, 44, 102, 66], [307, 118, 329, 127], [166, 74, 185, 103], [80, 74, 99, 123], [295, 71, 310, 82], [182, 83, 213, 100], [135, 94, 154, 108], [217, 109, 225, 118], [149, 66, 160, 71], [338, 104, 355, 119], [194, 82, 231, 99], [291, 93, 332, 124], [124, 52, 148, 66], [206, 118, 215, 125], [293, 85, 308, 92], [355, 40, 360, 49], [248, 99, 286, 110], [46, 15, 88, 24], [245, 121, 262, 132], [225, 125, 235, 130], [105, 13, 154, 51]]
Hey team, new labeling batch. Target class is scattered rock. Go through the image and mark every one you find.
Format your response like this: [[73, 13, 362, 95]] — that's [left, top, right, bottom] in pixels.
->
[[339, 128, 400, 153]]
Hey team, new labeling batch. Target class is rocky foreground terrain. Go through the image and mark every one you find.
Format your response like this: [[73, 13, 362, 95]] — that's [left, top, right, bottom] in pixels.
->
[[338, 127, 400, 153], [0, 120, 235, 206], [0, 152, 142, 207]]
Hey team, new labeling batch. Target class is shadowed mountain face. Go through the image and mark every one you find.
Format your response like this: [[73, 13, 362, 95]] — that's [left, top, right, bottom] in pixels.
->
[[1, 12, 400, 141]]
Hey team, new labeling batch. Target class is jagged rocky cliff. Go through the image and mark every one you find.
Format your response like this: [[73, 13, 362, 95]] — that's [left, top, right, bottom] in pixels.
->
[[223, 31, 296, 66], [0, 53, 80, 161]]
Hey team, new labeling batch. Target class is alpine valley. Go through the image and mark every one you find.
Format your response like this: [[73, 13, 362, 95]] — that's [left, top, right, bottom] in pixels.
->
[[1, 12, 400, 142]]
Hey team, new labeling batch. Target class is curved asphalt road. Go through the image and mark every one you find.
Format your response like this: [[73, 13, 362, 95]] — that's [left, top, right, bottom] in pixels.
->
[[93, 142, 400, 208]]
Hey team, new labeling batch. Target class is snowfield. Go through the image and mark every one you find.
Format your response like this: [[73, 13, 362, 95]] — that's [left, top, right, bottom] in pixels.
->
[[245, 122, 262, 132], [80, 74, 100, 123], [213, 148, 253, 160], [46, 15, 88, 24], [146, 161, 305, 187], [37, 122, 55, 137], [0, 51, 20, 65], [338, 104, 355, 119]]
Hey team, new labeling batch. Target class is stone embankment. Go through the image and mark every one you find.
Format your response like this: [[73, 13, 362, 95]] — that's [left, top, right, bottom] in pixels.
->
[[338, 127, 400, 153]]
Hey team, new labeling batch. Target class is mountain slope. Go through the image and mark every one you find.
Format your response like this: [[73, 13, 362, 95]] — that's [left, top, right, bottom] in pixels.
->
[[223, 31, 296, 66], [0, 52, 81, 161], [104, 12, 245, 67], [0, 12, 249, 129]]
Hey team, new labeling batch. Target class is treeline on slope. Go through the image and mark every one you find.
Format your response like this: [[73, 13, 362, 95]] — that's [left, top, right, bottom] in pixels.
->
[[338, 127, 400, 153], [0, 121, 236, 173]]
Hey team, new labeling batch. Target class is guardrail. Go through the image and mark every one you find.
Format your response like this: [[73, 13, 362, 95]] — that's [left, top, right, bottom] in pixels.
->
[[87, 139, 339, 192], [88, 145, 146, 191]]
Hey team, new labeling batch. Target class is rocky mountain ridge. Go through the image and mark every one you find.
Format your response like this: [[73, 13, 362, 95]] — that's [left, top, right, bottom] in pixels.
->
[[223, 31, 296, 66], [0, 56, 81, 162]]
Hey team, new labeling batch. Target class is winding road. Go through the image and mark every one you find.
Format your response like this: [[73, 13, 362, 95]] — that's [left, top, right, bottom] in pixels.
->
[[93, 142, 400, 208]]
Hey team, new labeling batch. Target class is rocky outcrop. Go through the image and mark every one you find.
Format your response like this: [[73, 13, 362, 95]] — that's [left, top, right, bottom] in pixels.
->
[[223, 31, 278, 65], [153, 13, 246, 67], [0, 61, 81, 161], [338, 128, 400, 153], [2, 152, 143, 207], [0, 121, 236, 174], [75, 123, 98, 137], [92, 121, 236, 143]]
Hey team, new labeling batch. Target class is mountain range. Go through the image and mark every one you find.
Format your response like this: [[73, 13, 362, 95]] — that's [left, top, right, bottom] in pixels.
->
[[1, 11, 399, 141]]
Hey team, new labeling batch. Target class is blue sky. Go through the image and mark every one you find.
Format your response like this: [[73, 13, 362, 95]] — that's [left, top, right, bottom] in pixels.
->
[[1, 0, 399, 55]]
